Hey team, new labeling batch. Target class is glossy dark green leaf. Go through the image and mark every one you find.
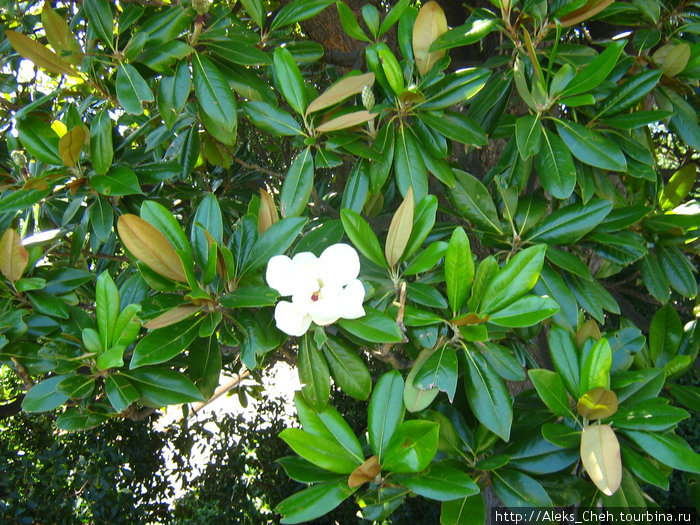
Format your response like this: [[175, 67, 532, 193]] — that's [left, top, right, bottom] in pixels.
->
[[404, 240, 447, 276], [158, 60, 191, 130], [91, 166, 140, 196], [220, 286, 279, 308], [528, 199, 612, 244], [609, 399, 688, 432], [548, 326, 580, 398], [368, 370, 405, 460], [440, 493, 486, 525], [243, 101, 302, 136], [612, 368, 665, 406], [84, 0, 114, 49], [648, 303, 682, 367], [528, 369, 573, 418], [420, 67, 490, 111], [491, 469, 552, 507], [105, 373, 139, 412], [445, 227, 473, 315], [418, 111, 487, 147], [130, 317, 201, 368], [273, 47, 307, 114], [124, 366, 205, 405], [620, 444, 669, 491], [21, 375, 69, 412], [298, 334, 331, 411], [191, 192, 223, 267], [534, 264, 578, 331], [669, 384, 700, 413], [271, 0, 334, 30], [597, 70, 662, 118], [339, 209, 386, 268], [338, 307, 402, 343], [507, 432, 579, 474], [192, 53, 237, 142], [488, 295, 559, 327], [58, 374, 95, 399], [579, 338, 612, 395], [535, 128, 576, 199], [430, 14, 498, 51], [382, 420, 439, 473], [243, 217, 307, 274], [341, 159, 369, 213], [276, 456, 342, 484], [336, 2, 370, 42], [17, 116, 62, 165], [555, 120, 626, 172], [323, 336, 372, 400], [275, 479, 355, 525], [56, 408, 108, 432], [96, 271, 119, 349], [464, 347, 511, 441], [561, 40, 625, 97], [515, 114, 542, 159], [116, 63, 153, 115], [656, 245, 697, 298], [279, 427, 359, 474], [480, 244, 546, 314], [280, 147, 314, 218], [541, 423, 580, 449], [414, 345, 458, 402], [188, 335, 221, 399], [395, 465, 479, 501], [601, 110, 673, 129], [403, 195, 437, 259], [448, 170, 501, 234], [479, 342, 525, 381], [90, 109, 112, 174], [394, 126, 428, 202], [622, 430, 700, 474], [370, 123, 395, 192]]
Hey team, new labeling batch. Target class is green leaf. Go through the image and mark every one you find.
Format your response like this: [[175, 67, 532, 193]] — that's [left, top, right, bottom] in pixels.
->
[[298, 334, 331, 411], [448, 170, 501, 234], [661, 164, 697, 210], [276, 456, 341, 484], [579, 338, 612, 395], [276, 479, 355, 525], [116, 63, 153, 115], [323, 336, 372, 400], [90, 195, 113, 240], [561, 40, 625, 96], [129, 317, 201, 369], [620, 444, 669, 491], [243, 101, 302, 136], [622, 430, 700, 474], [368, 370, 405, 461], [480, 244, 546, 314], [612, 368, 665, 406], [404, 240, 447, 276], [84, 0, 114, 49], [90, 109, 113, 174], [220, 286, 279, 308], [105, 374, 139, 412], [414, 345, 458, 402], [339, 209, 387, 268], [273, 47, 307, 114], [191, 193, 223, 267], [648, 303, 682, 367], [158, 60, 191, 130], [338, 307, 402, 343], [515, 114, 542, 159], [96, 271, 120, 349], [280, 148, 314, 218], [420, 67, 491, 111], [669, 384, 700, 413], [528, 199, 612, 244], [124, 366, 205, 405], [336, 2, 370, 42], [58, 375, 95, 399], [534, 264, 578, 332], [370, 122, 395, 192], [403, 195, 438, 259], [609, 399, 688, 432], [21, 375, 69, 412], [395, 465, 479, 501], [430, 15, 498, 51], [192, 53, 237, 141], [242, 217, 307, 274], [91, 166, 141, 196], [295, 393, 363, 463], [404, 348, 440, 412], [535, 128, 576, 199], [418, 111, 487, 147], [480, 342, 525, 381], [491, 469, 552, 507], [463, 347, 512, 441], [28, 291, 69, 319], [528, 369, 574, 418], [17, 116, 62, 165], [382, 420, 440, 473], [440, 494, 486, 525], [541, 423, 580, 449], [506, 432, 579, 475], [271, 0, 334, 30], [601, 110, 673, 129], [597, 70, 662, 118], [395, 126, 428, 202], [341, 159, 369, 214], [56, 408, 108, 432], [656, 245, 697, 298], [445, 227, 473, 315], [188, 335, 221, 399], [279, 428, 359, 473], [554, 120, 626, 172], [488, 295, 559, 327]]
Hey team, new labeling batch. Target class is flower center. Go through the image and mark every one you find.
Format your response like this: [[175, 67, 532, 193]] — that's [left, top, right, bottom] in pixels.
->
[[311, 292, 319, 301]]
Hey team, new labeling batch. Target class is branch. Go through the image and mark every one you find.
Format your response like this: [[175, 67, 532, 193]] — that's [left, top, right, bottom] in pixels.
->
[[11, 357, 34, 390], [185, 369, 252, 420], [230, 155, 284, 180]]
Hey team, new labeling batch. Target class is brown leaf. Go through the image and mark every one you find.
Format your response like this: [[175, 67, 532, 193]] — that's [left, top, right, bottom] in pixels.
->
[[348, 455, 381, 488], [452, 313, 489, 326], [556, 0, 615, 28], [0, 229, 28, 283], [41, 3, 83, 66], [577, 387, 618, 420], [144, 305, 202, 329], [580, 423, 622, 496], [307, 72, 375, 115], [575, 319, 600, 349], [412, 2, 447, 77], [117, 214, 187, 282], [315, 110, 377, 132], [59, 126, 86, 167], [5, 30, 78, 77], [385, 187, 414, 267], [258, 188, 278, 234]]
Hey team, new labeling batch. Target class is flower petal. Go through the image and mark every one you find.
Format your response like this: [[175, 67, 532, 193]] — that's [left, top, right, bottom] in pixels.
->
[[274, 301, 312, 336], [266, 255, 297, 296], [308, 285, 344, 326], [339, 279, 366, 319], [319, 243, 360, 287]]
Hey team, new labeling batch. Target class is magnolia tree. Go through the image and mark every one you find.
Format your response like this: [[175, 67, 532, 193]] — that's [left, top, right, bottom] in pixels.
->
[[1, 0, 699, 521]]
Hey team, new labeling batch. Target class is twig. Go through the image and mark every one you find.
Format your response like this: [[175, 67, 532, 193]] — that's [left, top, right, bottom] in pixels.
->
[[11, 357, 34, 390], [185, 369, 252, 420], [231, 155, 284, 180]]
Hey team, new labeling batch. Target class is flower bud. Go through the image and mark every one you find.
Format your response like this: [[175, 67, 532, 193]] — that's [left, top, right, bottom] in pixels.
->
[[362, 85, 375, 111], [10, 150, 27, 168], [192, 0, 211, 15]]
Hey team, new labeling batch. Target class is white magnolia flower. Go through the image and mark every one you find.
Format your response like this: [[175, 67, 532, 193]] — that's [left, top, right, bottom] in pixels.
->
[[266, 243, 366, 336]]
